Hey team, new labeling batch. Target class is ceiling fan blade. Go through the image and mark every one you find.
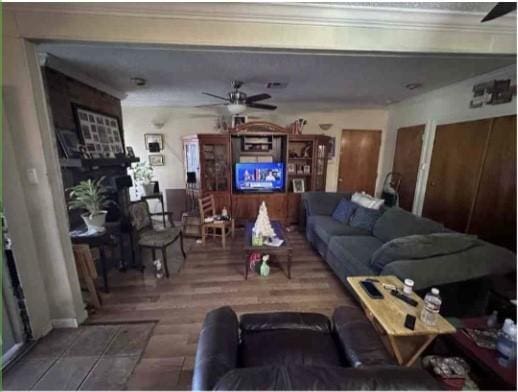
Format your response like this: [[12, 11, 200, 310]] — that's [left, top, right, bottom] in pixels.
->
[[247, 103, 277, 111], [246, 93, 271, 103], [202, 92, 229, 101], [481, 2, 516, 22]]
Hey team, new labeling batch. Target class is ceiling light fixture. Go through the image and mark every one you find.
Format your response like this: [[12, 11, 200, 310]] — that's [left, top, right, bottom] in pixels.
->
[[405, 83, 422, 90], [131, 77, 147, 87], [318, 123, 333, 131], [227, 103, 247, 115]]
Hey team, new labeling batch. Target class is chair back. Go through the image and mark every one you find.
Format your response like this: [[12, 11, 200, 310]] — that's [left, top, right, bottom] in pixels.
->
[[128, 201, 153, 232], [198, 195, 216, 222]]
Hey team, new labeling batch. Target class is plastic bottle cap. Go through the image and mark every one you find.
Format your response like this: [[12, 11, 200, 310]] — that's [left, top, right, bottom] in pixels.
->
[[404, 279, 414, 287], [431, 288, 439, 295]]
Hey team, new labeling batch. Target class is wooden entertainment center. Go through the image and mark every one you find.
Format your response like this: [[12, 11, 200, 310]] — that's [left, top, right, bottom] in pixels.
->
[[183, 122, 330, 225]]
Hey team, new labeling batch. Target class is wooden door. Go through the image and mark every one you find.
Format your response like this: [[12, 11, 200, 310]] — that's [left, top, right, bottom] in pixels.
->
[[468, 115, 516, 250], [392, 125, 425, 211], [337, 130, 381, 195], [422, 119, 492, 232]]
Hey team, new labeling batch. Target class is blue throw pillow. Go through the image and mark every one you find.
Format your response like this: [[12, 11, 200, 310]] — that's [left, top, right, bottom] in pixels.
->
[[332, 198, 357, 223], [350, 205, 383, 232]]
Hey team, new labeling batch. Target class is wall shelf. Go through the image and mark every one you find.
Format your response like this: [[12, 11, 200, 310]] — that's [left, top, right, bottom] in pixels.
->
[[60, 157, 140, 169]]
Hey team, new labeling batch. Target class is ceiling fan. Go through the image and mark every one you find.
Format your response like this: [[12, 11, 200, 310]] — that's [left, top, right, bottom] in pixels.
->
[[481, 2, 516, 22], [197, 80, 277, 114]]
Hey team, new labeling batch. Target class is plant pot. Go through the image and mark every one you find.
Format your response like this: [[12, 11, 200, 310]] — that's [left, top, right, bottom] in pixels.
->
[[142, 183, 155, 196], [81, 211, 107, 232]]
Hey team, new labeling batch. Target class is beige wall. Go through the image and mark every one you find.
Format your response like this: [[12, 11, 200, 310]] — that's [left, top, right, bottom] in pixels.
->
[[121, 106, 389, 200]]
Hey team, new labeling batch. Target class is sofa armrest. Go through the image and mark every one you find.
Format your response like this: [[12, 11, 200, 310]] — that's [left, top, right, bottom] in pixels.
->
[[302, 192, 351, 217], [333, 305, 396, 368], [240, 312, 331, 333], [192, 306, 239, 391], [214, 365, 441, 390]]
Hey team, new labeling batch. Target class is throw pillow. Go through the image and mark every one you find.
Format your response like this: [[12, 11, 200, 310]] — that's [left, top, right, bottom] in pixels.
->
[[351, 192, 385, 210], [331, 198, 357, 224], [349, 205, 383, 232]]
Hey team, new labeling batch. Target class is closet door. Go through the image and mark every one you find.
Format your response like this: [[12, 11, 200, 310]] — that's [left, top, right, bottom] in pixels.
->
[[392, 125, 425, 211], [422, 119, 492, 232], [468, 115, 516, 250]]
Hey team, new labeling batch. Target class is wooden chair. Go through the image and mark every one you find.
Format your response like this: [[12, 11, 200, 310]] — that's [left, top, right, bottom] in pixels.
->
[[72, 244, 102, 309], [128, 201, 186, 278], [198, 195, 235, 248]]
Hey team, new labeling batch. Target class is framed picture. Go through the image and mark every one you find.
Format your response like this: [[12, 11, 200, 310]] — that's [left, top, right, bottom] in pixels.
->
[[232, 115, 247, 128], [149, 154, 165, 166], [145, 133, 164, 150], [303, 165, 311, 174], [287, 163, 296, 174], [56, 128, 81, 159], [73, 105, 124, 158], [126, 146, 135, 158], [292, 179, 305, 193], [328, 137, 336, 159]]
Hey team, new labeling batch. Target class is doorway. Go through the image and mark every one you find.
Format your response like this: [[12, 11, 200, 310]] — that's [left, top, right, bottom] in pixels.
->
[[337, 129, 381, 195]]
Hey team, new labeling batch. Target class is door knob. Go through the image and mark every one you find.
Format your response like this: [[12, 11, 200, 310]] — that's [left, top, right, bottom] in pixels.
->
[[338, 178, 343, 182]]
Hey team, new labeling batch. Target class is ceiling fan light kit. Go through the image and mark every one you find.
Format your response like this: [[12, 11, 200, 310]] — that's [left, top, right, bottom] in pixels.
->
[[200, 80, 278, 115]]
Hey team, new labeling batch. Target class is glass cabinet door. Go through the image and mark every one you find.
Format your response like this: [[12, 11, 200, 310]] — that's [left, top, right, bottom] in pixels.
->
[[314, 139, 328, 191], [202, 143, 229, 192]]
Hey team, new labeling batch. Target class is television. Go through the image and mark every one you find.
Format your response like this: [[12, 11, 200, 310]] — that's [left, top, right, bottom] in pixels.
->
[[234, 162, 285, 192]]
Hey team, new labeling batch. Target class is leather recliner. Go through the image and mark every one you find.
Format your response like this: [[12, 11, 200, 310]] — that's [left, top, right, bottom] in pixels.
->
[[192, 305, 441, 390]]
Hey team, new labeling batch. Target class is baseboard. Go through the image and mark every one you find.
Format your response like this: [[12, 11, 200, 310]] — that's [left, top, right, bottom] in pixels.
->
[[51, 318, 79, 328]]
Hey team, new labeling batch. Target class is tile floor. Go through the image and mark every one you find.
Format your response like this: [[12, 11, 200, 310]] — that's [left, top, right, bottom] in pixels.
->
[[3, 323, 155, 391]]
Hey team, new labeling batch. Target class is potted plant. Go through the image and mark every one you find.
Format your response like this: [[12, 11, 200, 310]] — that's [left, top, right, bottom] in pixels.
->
[[132, 161, 155, 196], [67, 177, 112, 232]]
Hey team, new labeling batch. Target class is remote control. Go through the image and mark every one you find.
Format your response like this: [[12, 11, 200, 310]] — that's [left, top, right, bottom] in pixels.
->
[[390, 289, 418, 307]]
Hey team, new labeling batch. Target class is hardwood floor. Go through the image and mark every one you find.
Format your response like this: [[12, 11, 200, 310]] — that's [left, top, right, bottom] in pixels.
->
[[89, 229, 356, 390]]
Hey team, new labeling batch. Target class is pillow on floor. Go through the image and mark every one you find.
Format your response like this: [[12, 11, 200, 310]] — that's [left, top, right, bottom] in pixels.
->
[[349, 205, 383, 232], [332, 198, 357, 224]]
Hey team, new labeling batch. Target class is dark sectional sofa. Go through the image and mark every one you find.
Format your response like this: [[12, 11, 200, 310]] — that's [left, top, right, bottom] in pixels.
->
[[192, 306, 441, 390], [302, 192, 516, 316]]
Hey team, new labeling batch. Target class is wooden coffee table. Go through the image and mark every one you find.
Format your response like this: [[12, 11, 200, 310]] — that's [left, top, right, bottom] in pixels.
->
[[347, 275, 456, 366], [243, 221, 292, 280]]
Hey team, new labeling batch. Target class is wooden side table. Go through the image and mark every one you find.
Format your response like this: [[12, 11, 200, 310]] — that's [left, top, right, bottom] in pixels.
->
[[243, 221, 292, 280], [347, 275, 456, 366]]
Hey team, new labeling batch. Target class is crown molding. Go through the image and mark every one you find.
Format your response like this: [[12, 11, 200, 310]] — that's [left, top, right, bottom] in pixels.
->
[[38, 53, 127, 100], [6, 3, 516, 35]]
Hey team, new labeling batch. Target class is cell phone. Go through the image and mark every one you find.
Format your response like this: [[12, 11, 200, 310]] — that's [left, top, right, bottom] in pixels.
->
[[404, 314, 416, 330], [360, 280, 383, 299]]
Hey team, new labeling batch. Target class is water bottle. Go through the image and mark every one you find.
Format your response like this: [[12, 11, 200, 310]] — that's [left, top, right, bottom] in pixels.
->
[[420, 288, 442, 326], [496, 319, 517, 367]]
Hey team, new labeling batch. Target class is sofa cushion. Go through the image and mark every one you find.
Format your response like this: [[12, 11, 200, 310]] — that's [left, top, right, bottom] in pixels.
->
[[370, 233, 481, 273], [240, 312, 331, 334], [308, 215, 369, 244], [352, 192, 385, 210], [327, 236, 383, 276], [240, 330, 343, 368], [372, 207, 445, 242], [331, 198, 357, 224], [349, 206, 383, 233]]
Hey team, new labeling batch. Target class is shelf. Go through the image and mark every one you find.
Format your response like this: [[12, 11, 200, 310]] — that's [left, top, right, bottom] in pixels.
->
[[289, 157, 313, 161], [60, 157, 140, 169], [288, 173, 311, 176]]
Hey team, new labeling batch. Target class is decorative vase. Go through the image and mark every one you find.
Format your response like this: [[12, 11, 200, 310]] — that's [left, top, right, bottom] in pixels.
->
[[260, 255, 270, 277], [81, 211, 107, 232], [142, 183, 155, 196]]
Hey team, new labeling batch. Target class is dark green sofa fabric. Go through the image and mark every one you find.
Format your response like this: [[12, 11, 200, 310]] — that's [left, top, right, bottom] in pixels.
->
[[372, 207, 446, 242], [327, 236, 382, 277], [310, 216, 370, 244]]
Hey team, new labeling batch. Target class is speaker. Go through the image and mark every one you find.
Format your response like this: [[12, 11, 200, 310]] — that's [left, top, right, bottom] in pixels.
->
[[186, 172, 197, 184], [149, 142, 160, 152]]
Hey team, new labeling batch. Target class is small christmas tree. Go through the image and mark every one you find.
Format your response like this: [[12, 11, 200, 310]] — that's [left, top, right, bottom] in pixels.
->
[[253, 201, 275, 238]]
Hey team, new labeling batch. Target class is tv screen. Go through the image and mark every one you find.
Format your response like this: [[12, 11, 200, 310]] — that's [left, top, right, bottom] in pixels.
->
[[235, 162, 285, 192]]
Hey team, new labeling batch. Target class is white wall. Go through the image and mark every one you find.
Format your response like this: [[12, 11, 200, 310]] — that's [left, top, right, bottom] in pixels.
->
[[385, 64, 517, 215], [121, 106, 389, 203]]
